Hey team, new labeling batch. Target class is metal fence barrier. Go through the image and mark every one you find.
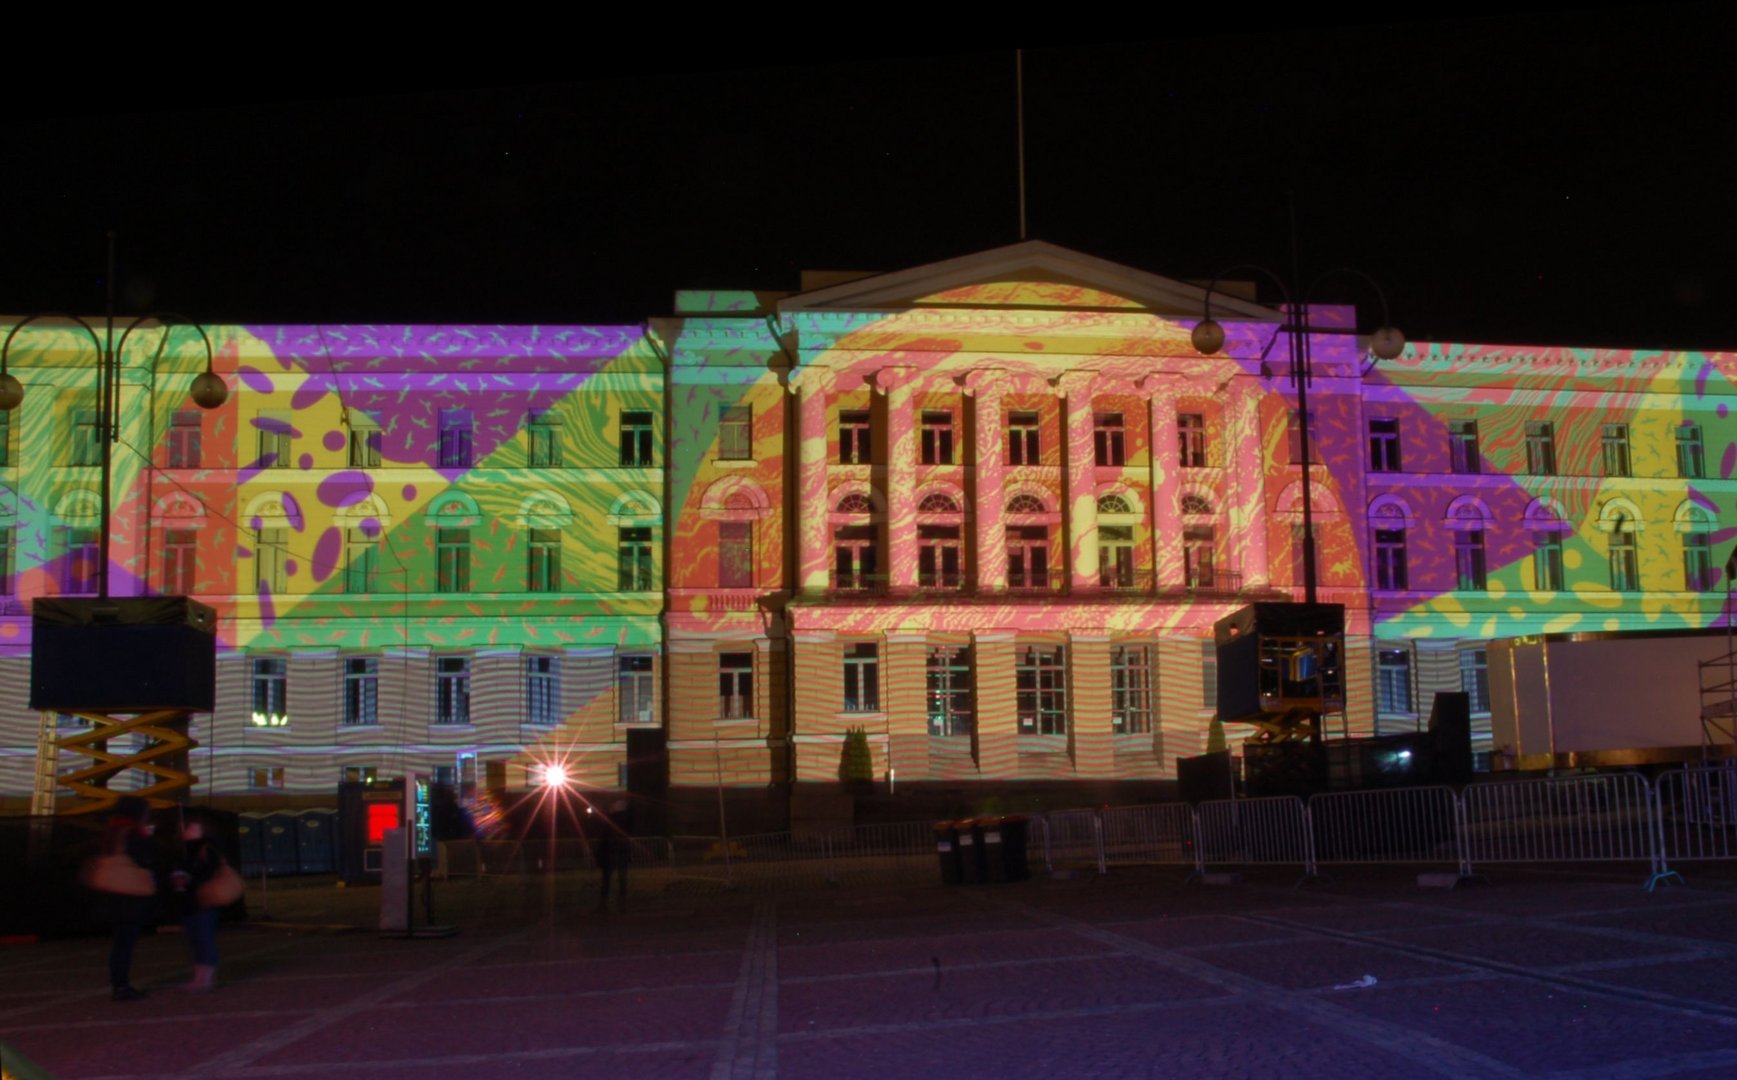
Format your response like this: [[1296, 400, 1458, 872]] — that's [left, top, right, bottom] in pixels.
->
[[1461, 772, 1675, 889], [1041, 809, 1105, 874], [1309, 785, 1467, 875], [1195, 795, 1314, 878], [1098, 803, 1198, 869], [1656, 762, 1737, 862]]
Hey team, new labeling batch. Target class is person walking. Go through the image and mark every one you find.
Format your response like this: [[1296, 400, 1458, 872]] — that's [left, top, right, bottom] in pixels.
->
[[91, 796, 159, 1002], [594, 798, 633, 914], [168, 816, 224, 992]]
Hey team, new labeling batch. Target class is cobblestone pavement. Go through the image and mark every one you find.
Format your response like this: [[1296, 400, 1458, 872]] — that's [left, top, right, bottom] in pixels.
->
[[8, 864, 1737, 1079]]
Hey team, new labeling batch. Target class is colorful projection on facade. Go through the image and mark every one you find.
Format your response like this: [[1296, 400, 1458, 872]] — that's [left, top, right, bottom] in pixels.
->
[[2, 248, 1731, 798]]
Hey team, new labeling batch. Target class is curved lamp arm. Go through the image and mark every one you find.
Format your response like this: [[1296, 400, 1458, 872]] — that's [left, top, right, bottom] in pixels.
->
[[0, 314, 105, 410]]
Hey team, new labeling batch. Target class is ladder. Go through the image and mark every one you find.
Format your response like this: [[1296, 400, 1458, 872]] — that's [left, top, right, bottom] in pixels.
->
[[30, 710, 58, 816]]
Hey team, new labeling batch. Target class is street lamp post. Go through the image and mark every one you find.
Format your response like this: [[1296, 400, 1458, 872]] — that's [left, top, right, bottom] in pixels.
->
[[1189, 266, 1404, 604], [0, 241, 228, 597]]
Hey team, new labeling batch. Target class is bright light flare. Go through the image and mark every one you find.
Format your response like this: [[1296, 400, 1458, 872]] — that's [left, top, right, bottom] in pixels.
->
[[540, 763, 570, 787]]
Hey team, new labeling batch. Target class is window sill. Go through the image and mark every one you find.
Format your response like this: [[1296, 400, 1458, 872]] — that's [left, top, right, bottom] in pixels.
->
[[712, 458, 757, 469], [430, 723, 476, 730], [337, 723, 383, 732], [840, 710, 885, 720]]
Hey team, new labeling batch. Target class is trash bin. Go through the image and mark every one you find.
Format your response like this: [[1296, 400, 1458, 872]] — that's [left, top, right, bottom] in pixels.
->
[[976, 817, 1008, 883], [998, 815, 1031, 882], [931, 821, 962, 886], [956, 819, 984, 884]]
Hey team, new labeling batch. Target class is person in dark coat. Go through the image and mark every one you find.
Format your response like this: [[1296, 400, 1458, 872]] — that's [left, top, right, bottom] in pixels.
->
[[96, 796, 159, 1002], [168, 816, 223, 992], [593, 798, 633, 914]]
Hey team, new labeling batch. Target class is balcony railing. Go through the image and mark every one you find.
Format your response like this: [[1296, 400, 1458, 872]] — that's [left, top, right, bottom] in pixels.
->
[[1006, 569, 1068, 596], [830, 573, 890, 598], [1096, 568, 1156, 595], [1179, 568, 1244, 597]]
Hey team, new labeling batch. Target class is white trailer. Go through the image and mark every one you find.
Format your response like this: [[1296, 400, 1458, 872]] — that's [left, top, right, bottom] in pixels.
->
[[1489, 629, 1737, 770]]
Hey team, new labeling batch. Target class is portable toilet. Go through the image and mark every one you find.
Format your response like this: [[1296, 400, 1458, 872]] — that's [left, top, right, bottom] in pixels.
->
[[261, 812, 301, 875], [236, 812, 267, 877], [295, 808, 337, 874]]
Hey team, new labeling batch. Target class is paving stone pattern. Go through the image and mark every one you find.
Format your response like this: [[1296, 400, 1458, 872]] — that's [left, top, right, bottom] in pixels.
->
[[7, 865, 1737, 1078]]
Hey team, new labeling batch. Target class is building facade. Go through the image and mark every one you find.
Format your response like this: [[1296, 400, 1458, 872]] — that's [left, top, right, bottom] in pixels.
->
[[0, 243, 1728, 823]]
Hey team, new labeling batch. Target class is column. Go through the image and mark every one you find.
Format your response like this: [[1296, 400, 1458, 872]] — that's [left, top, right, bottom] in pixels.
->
[[968, 372, 1010, 594], [972, 630, 1017, 780], [883, 631, 932, 781], [877, 366, 920, 589], [1058, 371, 1100, 590], [791, 366, 834, 593], [790, 628, 837, 782], [1144, 384, 1181, 587], [1230, 388, 1270, 587], [1070, 633, 1115, 777]]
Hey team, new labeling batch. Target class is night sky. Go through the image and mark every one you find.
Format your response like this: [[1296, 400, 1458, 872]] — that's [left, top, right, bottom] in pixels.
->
[[2, 6, 1733, 349]]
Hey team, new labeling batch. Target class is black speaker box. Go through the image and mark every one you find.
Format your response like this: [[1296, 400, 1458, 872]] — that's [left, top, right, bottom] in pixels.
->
[[30, 597, 217, 712]]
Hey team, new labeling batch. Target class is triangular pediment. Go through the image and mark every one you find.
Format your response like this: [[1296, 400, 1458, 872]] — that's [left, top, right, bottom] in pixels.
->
[[778, 240, 1280, 321]]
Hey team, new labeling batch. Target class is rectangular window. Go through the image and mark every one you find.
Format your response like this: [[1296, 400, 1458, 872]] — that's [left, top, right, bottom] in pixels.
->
[[0, 528, 11, 594], [1601, 423, 1631, 478], [920, 410, 955, 465], [718, 405, 752, 460], [1368, 418, 1402, 472], [256, 528, 289, 593], [1686, 532, 1715, 592], [1534, 532, 1564, 591], [163, 528, 197, 595], [525, 655, 560, 725], [1448, 420, 1481, 475], [258, 412, 292, 469], [1678, 424, 1706, 479], [618, 526, 654, 591], [1111, 645, 1153, 734], [1287, 409, 1315, 465], [718, 521, 753, 588], [1016, 645, 1067, 735], [618, 654, 655, 725], [345, 529, 377, 593], [719, 652, 753, 719], [247, 767, 286, 789], [436, 657, 471, 725], [72, 408, 102, 466], [436, 528, 470, 593], [1460, 648, 1490, 714], [1007, 410, 1040, 465], [252, 657, 288, 726], [619, 410, 654, 467], [1093, 412, 1126, 467], [926, 646, 973, 736], [528, 528, 562, 593], [843, 642, 880, 712], [1202, 651, 1218, 710], [341, 765, 379, 784], [349, 418, 382, 468], [1609, 530, 1639, 592], [437, 409, 473, 469], [1373, 529, 1408, 591], [834, 524, 879, 592], [1007, 525, 1050, 591], [62, 527, 99, 594], [1099, 526, 1135, 588], [166, 409, 202, 469], [0, 407, 9, 468], [1184, 525, 1216, 588], [1455, 530, 1488, 591], [1525, 421, 1556, 476], [1290, 523, 1316, 587], [917, 524, 963, 589], [1376, 648, 1413, 714], [527, 412, 562, 468], [839, 410, 872, 465], [343, 657, 379, 726], [1178, 412, 1208, 468]]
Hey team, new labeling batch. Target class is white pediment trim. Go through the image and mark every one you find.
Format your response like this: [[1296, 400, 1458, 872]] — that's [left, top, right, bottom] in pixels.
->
[[776, 241, 1280, 321]]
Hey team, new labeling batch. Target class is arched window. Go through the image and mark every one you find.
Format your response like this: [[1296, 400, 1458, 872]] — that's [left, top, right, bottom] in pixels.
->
[[918, 493, 960, 514], [1180, 493, 1212, 516], [1097, 494, 1133, 516], [1006, 493, 1046, 515], [836, 493, 874, 514]]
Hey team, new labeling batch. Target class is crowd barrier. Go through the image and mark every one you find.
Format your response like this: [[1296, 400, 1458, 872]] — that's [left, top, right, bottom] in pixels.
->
[[420, 765, 1737, 897]]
